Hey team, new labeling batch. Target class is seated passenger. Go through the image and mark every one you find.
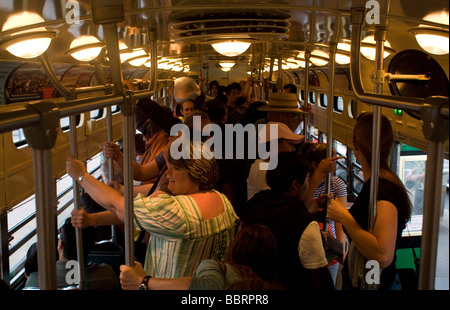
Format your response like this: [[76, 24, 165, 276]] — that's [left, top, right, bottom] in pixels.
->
[[66, 139, 239, 278], [241, 152, 335, 290], [119, 223, 280, 290], [247, 122, 304, 200], [24, 218, 120, 290]]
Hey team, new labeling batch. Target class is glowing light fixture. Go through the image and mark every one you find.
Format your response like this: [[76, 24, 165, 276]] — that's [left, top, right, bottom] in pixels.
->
[[128, 48, 148, 66], [219, 61, 235, 68], [0, 11, 54, 58], [221, 67, 232, 72], [360, 35, 392, 60], [67, 35, 104, 62], [335, 42, 351, 64], [211, 40, 251, 57], [118, 41, 132, 63], [310, 49, 329, 66], [410, 11, 449, 55]]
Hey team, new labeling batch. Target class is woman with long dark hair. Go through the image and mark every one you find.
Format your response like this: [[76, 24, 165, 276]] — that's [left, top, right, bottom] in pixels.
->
[[327, 113, 412, 290]]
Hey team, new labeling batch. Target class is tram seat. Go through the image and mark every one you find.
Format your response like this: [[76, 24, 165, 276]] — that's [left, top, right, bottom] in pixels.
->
[[87, 240, 125, 277]]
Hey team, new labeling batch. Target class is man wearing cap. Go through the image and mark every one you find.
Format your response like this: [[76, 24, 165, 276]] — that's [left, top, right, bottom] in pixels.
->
[[247, 121, 305, 200], [174, 77, 204, 120], [256, 92, 309, 132]]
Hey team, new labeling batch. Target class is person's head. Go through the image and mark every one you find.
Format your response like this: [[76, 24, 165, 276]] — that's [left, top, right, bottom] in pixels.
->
[[228, 224, 278, 282], [136, 98, 182, 134], [202, 99, 228, 124], [259, 122, 304, 153], [353, 112, 394, 167], [299, 142, 336, 173], [166, 140, 218, 193], [266, 152, 310, 200], [174, 77, 201, 104], [226, 82, 242, 105], [353, 112, 412, 222], [180, 99, 196, 118], [81, 192, 104, 213], [58, 218, 96, 262], [283, 83, 297, 94], [208, 80, 219, 97], [183, 110, 211, 142], [258, 93, 305, 131]]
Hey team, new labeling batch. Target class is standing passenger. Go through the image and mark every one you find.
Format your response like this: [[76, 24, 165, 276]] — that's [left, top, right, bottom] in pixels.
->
[[242, 152, 335, 290], [66, 140, 239, 279], [327, 113, 412, 290], [299, 142, 348, 286]]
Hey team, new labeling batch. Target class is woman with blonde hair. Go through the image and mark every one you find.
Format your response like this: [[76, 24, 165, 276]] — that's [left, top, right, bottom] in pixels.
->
[[327, 113, 412, 290], [66, 140, 239, 279]]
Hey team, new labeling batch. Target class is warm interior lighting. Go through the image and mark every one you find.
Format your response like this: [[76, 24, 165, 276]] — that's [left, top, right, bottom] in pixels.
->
[[413, 12, 449, 55], [310, 49, 329, 66], [68, 35, 104, 62], [221, 67, 232, 72], [1, 11, 53, 58], [128, 48, 148, 66], [219, 61, 235, 68], [360, 35, 392, 60], [335, 42, 351, 64], [118, 41, 131, 63], [211, 40, 251, 57]]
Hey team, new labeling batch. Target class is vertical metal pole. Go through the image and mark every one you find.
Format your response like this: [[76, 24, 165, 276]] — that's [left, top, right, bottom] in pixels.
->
[[323, 43, 337, 233], [303, 49, 311, 139], [418, 140, 445, 290], [0, 212, 10, 286], [69, 117, 85, 289], [33, 149, 57, 290], [367, 25, 387, 234], [102, 21, 135, 267], [122, 106, 135, 266]]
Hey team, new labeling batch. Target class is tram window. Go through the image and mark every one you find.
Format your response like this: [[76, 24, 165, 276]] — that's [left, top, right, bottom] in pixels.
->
[[90, 108, 104, 120], [60, 114, 81, 132], [111, 105, 120, 114], [334, 96, 344, 113], [319, 94, 327, 108], [12, 129, 27, 148], [300, 89, 305, 101], [348, 99, 358, 119], [309, 92, 315, 104]]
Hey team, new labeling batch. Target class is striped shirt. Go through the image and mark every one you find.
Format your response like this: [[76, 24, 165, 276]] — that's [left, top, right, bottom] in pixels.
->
[[313, 176, 347, 237], [133, 190, 239, 278]]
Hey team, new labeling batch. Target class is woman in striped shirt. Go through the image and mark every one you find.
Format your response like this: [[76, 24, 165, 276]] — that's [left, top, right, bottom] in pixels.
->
[[299, 142, 348, 286], [66, 140, 239, 280]]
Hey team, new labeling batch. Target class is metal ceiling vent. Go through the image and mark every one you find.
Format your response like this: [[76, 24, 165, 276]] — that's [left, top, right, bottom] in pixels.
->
[[170, 11, 291, 44]]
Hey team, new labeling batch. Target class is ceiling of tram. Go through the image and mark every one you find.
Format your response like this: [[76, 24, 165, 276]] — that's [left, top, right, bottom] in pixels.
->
[[0, 0, 448, 74]]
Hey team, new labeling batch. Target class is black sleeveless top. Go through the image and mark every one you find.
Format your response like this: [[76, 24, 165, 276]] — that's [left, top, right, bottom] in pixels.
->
[[342, 178, 409, 290]]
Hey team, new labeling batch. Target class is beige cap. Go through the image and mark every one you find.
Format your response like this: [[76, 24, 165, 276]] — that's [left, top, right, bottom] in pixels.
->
[[258, 92, 306, 114], [259, 121, 305, 144]]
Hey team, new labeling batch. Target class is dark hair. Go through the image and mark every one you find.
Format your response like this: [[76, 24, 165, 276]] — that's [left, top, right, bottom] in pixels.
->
[[59, 218, 96, 262], [202, 99, 228, 124], [228, 224, 278, 282], [354, 112, 412, 222], [226, 82, 242, 95], [208, 80, 219, 90], [283, 83, 297, 94], [266, 152, 310, 193]]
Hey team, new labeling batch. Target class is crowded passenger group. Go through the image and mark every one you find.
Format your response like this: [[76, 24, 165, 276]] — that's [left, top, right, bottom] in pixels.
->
[[24, 76, 411, 291]]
